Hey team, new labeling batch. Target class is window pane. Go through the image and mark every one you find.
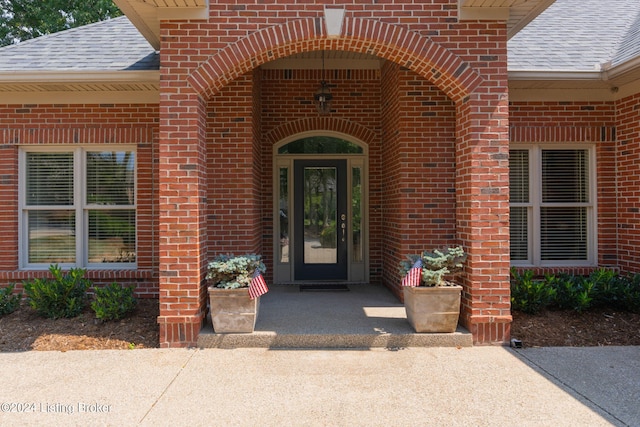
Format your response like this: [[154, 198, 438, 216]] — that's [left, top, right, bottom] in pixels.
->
[[541, 207, 587, 260], [352, 167, 362, 262], [278, 137, 363, 154], [509, 149, 529, 203], [26, 152, 74, 206], [510, 206, 528, 261], [28, 210, 75, 263], [542, 150, 588, 203], [279, 167, 289, 263], [87, 151, 135, 205], [88, 210, 136, 263]]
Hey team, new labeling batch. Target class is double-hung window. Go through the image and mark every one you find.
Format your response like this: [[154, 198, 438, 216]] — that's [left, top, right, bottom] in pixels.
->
[[20, 147, 136, 269], [509, 145, 596, 266]]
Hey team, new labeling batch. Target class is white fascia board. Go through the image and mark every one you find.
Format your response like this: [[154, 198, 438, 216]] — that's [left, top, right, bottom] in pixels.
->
[[0, 70, 160, 83], [604, 56, 640, 80], [508, 70, 603, 81]]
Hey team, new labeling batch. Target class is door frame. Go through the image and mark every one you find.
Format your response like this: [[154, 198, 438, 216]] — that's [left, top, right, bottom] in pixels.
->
[[272, 132, 368, 284]]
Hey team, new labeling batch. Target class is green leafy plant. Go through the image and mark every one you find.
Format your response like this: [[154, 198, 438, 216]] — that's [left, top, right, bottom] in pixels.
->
[[0, 283, 21, 316], [510, 269, 556, 314], [510, 268, 640, 315], [206, 254, 266, 289], [23, 264, 90, 319], [551, 274, 595, 312], [91, 282, 137, 321], [399, 246, 467, 286]]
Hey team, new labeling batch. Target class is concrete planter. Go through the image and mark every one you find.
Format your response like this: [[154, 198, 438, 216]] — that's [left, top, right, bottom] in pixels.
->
[[208, 286, 260, 333], [403, 285, 462, 333]]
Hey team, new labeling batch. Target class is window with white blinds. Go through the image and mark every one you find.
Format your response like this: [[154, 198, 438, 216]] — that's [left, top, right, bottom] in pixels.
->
[[21, 147, 136, 269], [509, 146, 595, 266]]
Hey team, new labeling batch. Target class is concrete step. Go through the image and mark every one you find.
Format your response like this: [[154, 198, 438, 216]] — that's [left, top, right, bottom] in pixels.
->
[[197, 284, 473, 349]]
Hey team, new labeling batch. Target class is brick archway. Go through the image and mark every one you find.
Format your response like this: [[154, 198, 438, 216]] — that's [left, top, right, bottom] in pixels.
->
[[188, 17, 483, 103], [264, 117, 377, 148]]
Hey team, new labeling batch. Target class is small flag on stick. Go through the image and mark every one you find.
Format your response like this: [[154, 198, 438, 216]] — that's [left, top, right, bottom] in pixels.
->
[[248, 268, 268, 299], [401, 259, 423, 287]]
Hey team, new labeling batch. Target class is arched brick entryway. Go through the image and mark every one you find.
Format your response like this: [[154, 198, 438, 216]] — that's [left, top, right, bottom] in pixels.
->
[[158, 13, 510, 347]]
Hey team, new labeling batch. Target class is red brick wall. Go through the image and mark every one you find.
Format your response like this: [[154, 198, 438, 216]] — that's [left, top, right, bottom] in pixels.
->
[[509, 101, 618, 274], [206, 72, 262, 256], [381, 63, 458, 297], [0, 104, 159, 296], [616, 93, 640, 273]]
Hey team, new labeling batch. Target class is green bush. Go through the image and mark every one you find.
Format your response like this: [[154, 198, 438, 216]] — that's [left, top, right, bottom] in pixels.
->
[[511, 268, 640, 315], [23, 264, 90, 319], [551, 274, 594, 312], [91, 283, 137, 321], [0, 284, 21, 316], [510, 269, 556, 314]]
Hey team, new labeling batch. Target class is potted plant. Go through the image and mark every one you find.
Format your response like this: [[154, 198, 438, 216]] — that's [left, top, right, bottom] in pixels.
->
[[206, 254, 268, 333], [399, 246, 466, 333]]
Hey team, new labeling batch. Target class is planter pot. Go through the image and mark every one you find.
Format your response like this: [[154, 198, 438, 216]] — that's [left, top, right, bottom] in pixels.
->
[[403, 285, 462, 333], [208, 286, 260, 333]]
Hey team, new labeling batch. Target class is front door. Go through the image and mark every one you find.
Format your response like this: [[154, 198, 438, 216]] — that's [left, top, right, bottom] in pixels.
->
[[293, 159, 348, 280]]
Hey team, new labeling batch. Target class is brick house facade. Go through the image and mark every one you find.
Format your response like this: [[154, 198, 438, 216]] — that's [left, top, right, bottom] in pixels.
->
[[0, 0, 638, 347]]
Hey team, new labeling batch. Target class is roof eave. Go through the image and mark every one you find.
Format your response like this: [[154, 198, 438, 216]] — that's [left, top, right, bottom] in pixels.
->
[[0, 70, 160, 83], [113, 0, 209, 50], [508, 70, 603, 81], [458, 0, 556, 39]]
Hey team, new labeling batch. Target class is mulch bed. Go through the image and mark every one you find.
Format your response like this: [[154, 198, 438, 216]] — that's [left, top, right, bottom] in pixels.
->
[[0, 298, 159, 352], [511, 308, 640, 347]]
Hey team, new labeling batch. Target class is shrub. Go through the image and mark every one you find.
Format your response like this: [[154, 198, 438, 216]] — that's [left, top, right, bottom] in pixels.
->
[[23, 264, 90, 319], [619, 274, 640, 314], [510, 269, 556, 314], [206, 254, 266, 289], [0, 284, 21, 316], [511, 268, 640, 315], [91, 283, 137, 321]]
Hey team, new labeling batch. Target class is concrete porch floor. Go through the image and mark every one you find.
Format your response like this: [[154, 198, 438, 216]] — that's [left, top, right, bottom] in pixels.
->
[[198, 284, 473, 349]]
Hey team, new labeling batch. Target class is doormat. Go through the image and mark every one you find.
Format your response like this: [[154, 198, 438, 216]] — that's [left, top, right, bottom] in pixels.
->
[[299, 284, 350, 292]]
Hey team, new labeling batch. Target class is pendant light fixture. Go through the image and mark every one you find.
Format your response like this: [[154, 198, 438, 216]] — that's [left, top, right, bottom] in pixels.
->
[[314, 50, 333, 114]]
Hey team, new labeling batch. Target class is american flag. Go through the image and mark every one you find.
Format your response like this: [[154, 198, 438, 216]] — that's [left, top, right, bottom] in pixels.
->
[[248, 268, 268, 299], [401, 259, 423, 287]]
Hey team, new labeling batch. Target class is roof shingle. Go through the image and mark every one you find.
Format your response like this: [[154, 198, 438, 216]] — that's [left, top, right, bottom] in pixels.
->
[[508, 0, 640, 71], [0, 16, 158, 72]]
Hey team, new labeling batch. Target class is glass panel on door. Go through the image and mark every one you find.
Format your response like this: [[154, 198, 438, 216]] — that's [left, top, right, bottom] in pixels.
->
[[294, 159, 347, 280], [303, 167, 338, 264]]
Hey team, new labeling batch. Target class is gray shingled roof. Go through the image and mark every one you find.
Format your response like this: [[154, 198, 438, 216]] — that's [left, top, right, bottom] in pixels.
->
[[0, 3, 638, 75], [509, 0, 640, 71], [0, 16, 158, 72]]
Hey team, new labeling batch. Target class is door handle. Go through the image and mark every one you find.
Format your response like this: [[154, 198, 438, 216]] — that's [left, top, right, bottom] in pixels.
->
[[341, 214, 346, 242]]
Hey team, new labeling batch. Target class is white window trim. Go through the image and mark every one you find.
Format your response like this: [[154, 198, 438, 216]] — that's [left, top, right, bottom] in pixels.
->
[[19, 145, 137, 270], [510, 143, 598, 267]]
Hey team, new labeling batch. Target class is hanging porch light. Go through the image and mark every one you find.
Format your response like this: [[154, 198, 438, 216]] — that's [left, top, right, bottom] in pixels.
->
[[314, 50, 333, 114]]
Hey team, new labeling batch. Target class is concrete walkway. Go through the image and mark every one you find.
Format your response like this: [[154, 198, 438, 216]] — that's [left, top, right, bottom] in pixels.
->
[[1, 346, 638, 426]]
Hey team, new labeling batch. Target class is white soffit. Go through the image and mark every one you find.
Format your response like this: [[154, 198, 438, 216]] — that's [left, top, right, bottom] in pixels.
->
[[459, 0, 556, 39], [113, 0, 209, 50]]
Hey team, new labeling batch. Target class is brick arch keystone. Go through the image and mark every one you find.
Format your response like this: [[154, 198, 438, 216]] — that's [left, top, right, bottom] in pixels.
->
[[188, 18, 483, 103], [264, 117, 377, 148]]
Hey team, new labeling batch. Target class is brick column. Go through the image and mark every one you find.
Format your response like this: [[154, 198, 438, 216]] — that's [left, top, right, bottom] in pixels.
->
[[157, 92, 208, 348], [456, 90, 511, 345]]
